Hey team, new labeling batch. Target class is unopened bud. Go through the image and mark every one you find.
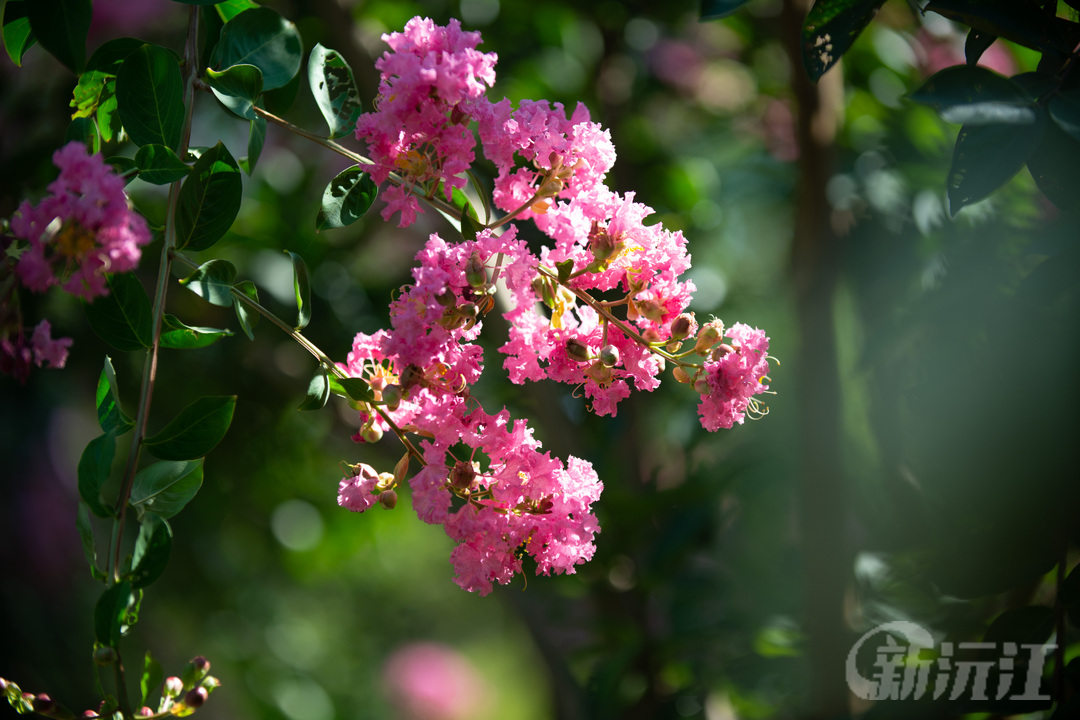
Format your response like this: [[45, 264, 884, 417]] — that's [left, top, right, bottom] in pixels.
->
[[199, 676, 221, 692], [435, 288, 456, 307], [693, 321, 723, 356], [465, 253, 488, 290], [164, 677, 184, 699], [382, 384, 403, 411], [182, 657, 210, 689], [599, 345, 619, 368], [32, 694, 55, 715], [693, 372, 710, 395], [711, 343, 735, 360], [399, 364, 424, 392], [360, 421, 383, 444], [449, 460, 478, 491], [672, 366, 692, 384], [565, 338, 592, 363], [183, 687, 208, 709], [669, 313, 695, 340], [82, 711, 99, 719], [93, 646, 117, 666], [458, 302, 479, 320], [449, 104, 469, 125], [136, 707, 153, 716], [378, 490, 398, 509]]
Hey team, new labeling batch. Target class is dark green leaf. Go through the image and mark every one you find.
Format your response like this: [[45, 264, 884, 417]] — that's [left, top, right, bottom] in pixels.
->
[[3, 9, 36, 66], [233, 279, 259, 340], [1062, 563, 1080, 608], [76, 501, 106, 581], [984, 606, 1055, 645], [115, 43, 185, 149], [129, 459, 205, 518], [964, 29, 996, 66], [96, 356, 134, 435], [316, 165, 378, 230], [206, 62, 263, 119], [556, 259, 574, 284], [175, 141, 242, 251], [130, 515, 172, 588], [86, 36, 144, 72], [1026, 110, 1080, 208], [925, 0, 1071, 54], [139, 652, 164, 709], [144, 396, 236, 461], [947, 113, 1046, 215], [105, 156, 138, 183], [458, 193, 483, 242], [25, 0, 90, 73], [78, 433, 115, 518], [286, 251, 311, 330], [802, 0, 886, 82], [307, 43, 362, 139], [179, 259, 237, 307], [210, 7, 301, 91], [298, 366, 330, 411], [1048, 89, 1080, 142], [83, 272, 154, 351], [700, 0, 755, 20], [241, 114, 266, 175], [262, 67, 301, 115], [215, 0, 259, 23], [66, 116, 99, 154], [908, 66, 1037, 125], [160, 314, 233, 349], [94, 580, 133, 648], [134, 144, 191, 185]]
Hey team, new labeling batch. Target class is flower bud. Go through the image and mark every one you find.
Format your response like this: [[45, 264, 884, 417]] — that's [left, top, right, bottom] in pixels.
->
[[669, 313, 696, 340], [137, 707, 153, 716], [32, 694, 55, 716], [200, 676, 221, 692], [449, 104, 469, 125], [399, 364, 424, 392], [565, 338, 592, 363], [378, 489, 398, 509], [465, 253, 487, 290], [693, 321, 723, 356], [82, 711, 99, 719], [164, 677, 184, 699], [672, 366, 691, 384], [693, 372, 710, 395], [183, 687, 208, 709], [0, 678, 8, 693], [360, 420, 383, 444], [599, 345, 619, 368], [382, 384, 403, 411], [711, 343, 734, 360], [587, 222, 619, 264], [181, 657, 210, 689], [449, 460, 478, 492], [435, 288, 456, 307]]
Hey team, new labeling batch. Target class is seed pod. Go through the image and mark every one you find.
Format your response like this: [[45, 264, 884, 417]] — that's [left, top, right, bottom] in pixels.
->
[[565, 338, 592, 363], [599, 344, 620, 368], [672, 366, 691, 384], [669, 313, 696, 340], [465, 253, 488, 290]]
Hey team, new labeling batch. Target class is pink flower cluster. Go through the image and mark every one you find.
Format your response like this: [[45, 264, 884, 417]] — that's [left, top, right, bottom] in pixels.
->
[[697, 322, 771, 430], [0, 320, 72, 385], [11, 142, 151, 301], [338, 230, 602, 595], [355, 17, 497, 227]]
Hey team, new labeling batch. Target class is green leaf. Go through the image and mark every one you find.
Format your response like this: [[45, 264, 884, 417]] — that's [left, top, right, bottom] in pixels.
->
[[96, 356, 134, 435], [25, 0, 90, 73], [134, 144, 191, 185], [86, 36, 145, 73], [94, 580, 133, 648], [908, 65, 1037, 125], [73, 38, 142, 142], [78, 433, 115, 518], [1025, 110, 1080, 209], [76, 501, 106, 581], [175, 141, 242, 251], [298, 366, 330, 411], [144, 396, 236, 461], [801, 0, 886, 82], [1048, 89, 1080, 142], [160, 314, 233, 349], [129, 459, 205, 518], [170, 0, 221, 4], [83, 272, 154, 351], [210, 7, 302, 91], [66, 116, 99, 154], [316, 165, 378, 230], [115, 43, 185, 150], [215, 0, 259, 23], [3, 6, 36, 67], [947, 113, 1046, 215], [333, 376, 374, 402], [139, 651, 165, 709], [556, 259, 574, 284], [984, 606, 1055, 645], [286, 250, 311, 330], [179, 259, 237, 307], [456, 189, 483, 241], [240, 114, 266, 175], [206, 62, 263, 119], [105, 156, 138, 183], [964, 29, 997, 66], [307, 43, 362, 139], [700, 0, 755, 20], [71, 69, 109, 119], [130, 515, 172, 588], [233, 279, 259, 340], [924, 0, 1072, 54]]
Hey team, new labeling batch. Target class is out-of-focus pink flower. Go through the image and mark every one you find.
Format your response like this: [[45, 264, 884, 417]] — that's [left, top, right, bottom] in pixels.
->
[[11, 142, 151, 301], [913, 27, 1016, 77], [382, 643, 489, 720], [30, 320, 71, 369]]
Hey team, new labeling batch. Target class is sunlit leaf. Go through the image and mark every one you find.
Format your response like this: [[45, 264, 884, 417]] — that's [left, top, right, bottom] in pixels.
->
[[179, 259, 237, 307], [130, 515, 172, 588], [160, 314, 233, 349], [139, 651, 165, 709], [298, 366, 330, 411], [233, 279, 259, 340], [286, 250, 311, 330], [307, 43, 362, 139], [206, 62, 262, 119], [316, 165, 378, 230], [2, 3, 36, 67], [96, 356, 134, 434], [908, 65, 1037, 125], [143, 396, 236, 461], [94, 580, 134, 648], [175, 141, 242, 251], [130, 459, 205, 518]]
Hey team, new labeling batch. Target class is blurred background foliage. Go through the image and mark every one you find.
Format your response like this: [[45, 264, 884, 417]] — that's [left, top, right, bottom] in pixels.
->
[[2, 0, 1078, 719]]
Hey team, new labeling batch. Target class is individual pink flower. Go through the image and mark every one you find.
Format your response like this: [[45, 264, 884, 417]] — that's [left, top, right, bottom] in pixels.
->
[[697, 323, 771, 431], [338, 463, 381, 512], [11, 142, 151, 301], [30, 320, 71, 369]]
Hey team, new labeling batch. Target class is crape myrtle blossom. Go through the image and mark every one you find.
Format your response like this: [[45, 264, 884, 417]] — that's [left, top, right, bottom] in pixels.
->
[[0, 320, 72, 384], [697, 323, 771, 431], [11, 141, 151, 301], [355, 17, 497, 227]]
